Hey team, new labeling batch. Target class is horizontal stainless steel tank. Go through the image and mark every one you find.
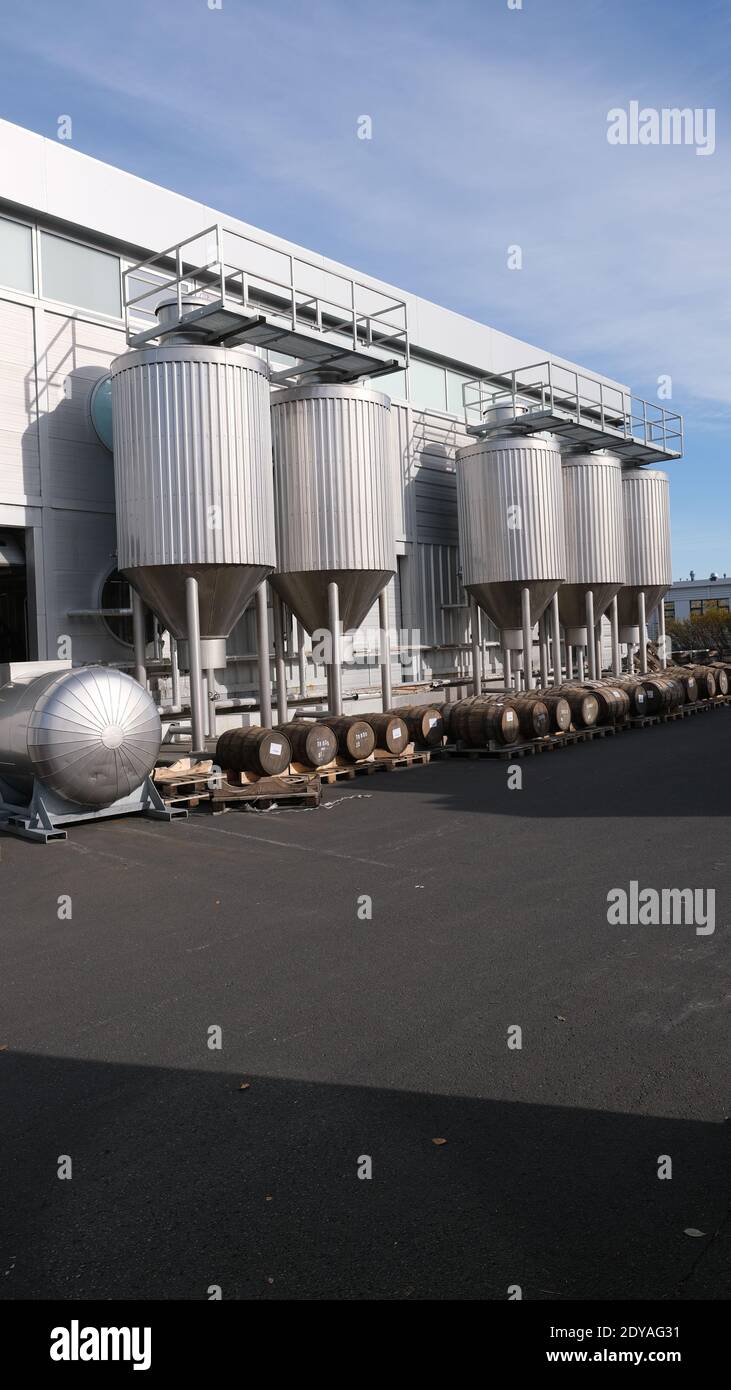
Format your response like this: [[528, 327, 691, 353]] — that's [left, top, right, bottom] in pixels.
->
[[0, 666, 161, 807], [111, 313, 276, 656], [456, 425, 566, 646], [270, 382, 395, 633], [558, 451, 625, 643], [617, 468, 671, 640]]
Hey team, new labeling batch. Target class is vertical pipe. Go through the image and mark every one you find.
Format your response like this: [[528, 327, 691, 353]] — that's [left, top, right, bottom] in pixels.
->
[[470, 598, 481, 697], [297, 619, 308, 697], [658, 598, 667, 669], [255, 582, 272, 728], [521, 586, 533, 690], [379, 589, 393, 710], [327, 580, 343, 715], [503, 646, 512, 689], [610, 595, 621, 676], [152, 617, 162, 662], [551, 591, 562, 687], [272, 589, 288, 725], [539, 613, 549, 688], [585, 589, 596, 679], [131, 588, 147, 688], [577, 648, 585, 682], [185, 575, 206, 754], [170, 637, 181, 711], [595, 626, 603, 678], [205, 668, 216, 740], [567, 644, 574, 680], [638, 590, 648, 674]]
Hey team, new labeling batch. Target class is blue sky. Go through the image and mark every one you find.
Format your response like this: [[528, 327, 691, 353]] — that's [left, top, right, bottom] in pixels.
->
[[1, 0, 728, 577]]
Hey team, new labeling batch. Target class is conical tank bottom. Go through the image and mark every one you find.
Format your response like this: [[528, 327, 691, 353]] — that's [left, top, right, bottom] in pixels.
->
[[467, 579, 561, 632], [617, 585, 666, 627], [271, 569, 393, 635], [558, 582, 621, 630], [124, 563, 273, 639]]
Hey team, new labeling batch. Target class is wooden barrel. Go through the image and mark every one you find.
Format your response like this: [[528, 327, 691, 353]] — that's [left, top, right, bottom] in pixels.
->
[[709, 666, 728, 695], [508, 694, 551, 738], [449, 696, 519, 747], [557, 686, 600, 727], [687, 666, 717, 698], [535, 692, 572, 732], [216, 726, 292, 777], [602, 677, 648, 716], [641, 676, 684, 713], [584, 682, 631, 724], [360, 712, 410, 755], [437, 703, 456, 738], [394, 705, 445, 747], [321, 716, 376, 761], [672, 671, 698, 702], [276, 720, 338, 768]]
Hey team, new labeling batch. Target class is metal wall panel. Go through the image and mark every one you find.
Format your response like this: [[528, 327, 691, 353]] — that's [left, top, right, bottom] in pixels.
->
[[42, 311, 124, 507], [0, 299, 40, 500]]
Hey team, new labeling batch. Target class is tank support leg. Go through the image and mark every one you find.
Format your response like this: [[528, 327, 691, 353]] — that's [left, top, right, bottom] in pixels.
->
[[551, 592, 562, 686], [521, 587, 533, 690], [470, 598, 482, 697], [297, 620, 308, 698], [185, 575, 207, 756], [132, 588, 147, 688], [638, 590, 648, 674], [539, 613, 549, 687], [255, 582, 272, 728], [272, 590, 288, 725], [585, 589, 596, 679], [328, 581, 343, 715], [611, 596, 621, 676], [170, 636, 181, 712], [379, 589, 393, 710], [658, 597, 667, 669]]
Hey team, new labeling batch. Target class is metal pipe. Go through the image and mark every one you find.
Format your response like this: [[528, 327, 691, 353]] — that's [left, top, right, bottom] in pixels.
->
[[551, 591, 562, 686], [539, 613, 549, 687], [152, 617, 162, 662], [610, 595, 621, 676], [521, 586, 533, 690], [297, 619, 308, 697], [658, 598, 667, 669], [185, 575, 206, 754], [638, 590, 648, 674], [470, 598, 481, 697], [585, 589, 596, 679], [170, 636, 181, 711], [577, 648, 585, 682], [255, 582, 272, 728], [595, 627, 603, 679], [327, 580, 343, 715], [379, 589, 393, 710], [503, 647, 512, 687], [131, 588, 147, 688], [272, 590, 288, 724], [205, 667, 217, 740]]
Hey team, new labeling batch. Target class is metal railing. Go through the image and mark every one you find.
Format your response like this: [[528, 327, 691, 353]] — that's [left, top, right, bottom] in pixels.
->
[[462, 360, 683, 455], [124, 223, 409, 363]]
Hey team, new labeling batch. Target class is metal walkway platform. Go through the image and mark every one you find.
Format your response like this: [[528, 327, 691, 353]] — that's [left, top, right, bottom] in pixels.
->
[[124, 224, 409, 383]]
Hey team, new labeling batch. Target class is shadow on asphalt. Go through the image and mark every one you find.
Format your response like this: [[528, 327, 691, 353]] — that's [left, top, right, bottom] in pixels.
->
[[2, 1051, 728, 1301]]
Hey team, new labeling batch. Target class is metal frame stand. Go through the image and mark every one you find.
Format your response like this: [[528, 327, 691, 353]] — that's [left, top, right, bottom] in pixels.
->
[[0, 776, 186, 844]]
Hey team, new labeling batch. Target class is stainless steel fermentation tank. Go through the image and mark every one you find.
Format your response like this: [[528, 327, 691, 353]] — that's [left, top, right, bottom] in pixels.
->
[[270, 381, 396, 713], [0, 663, 174, 842], [617, 467, 672, 673], [456, 421, 565, 689], [111, 303, 277, 749], [559, 452, 625, 679]]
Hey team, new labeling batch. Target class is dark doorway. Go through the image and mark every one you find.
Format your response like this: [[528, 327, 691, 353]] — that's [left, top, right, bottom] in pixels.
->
[[0, 529, 28, 663]]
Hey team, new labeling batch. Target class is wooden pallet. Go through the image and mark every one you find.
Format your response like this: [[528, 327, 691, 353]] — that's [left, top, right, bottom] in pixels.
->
[[210, 773, 320, 812], [317, 749, 432, 783], [153, 758, 214, 808]]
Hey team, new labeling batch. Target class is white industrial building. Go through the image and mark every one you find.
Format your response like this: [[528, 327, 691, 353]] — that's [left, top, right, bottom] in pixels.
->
[[0, 118, 681, 721]]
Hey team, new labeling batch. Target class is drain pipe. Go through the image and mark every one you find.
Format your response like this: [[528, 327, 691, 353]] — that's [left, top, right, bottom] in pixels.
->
[[379, 589, 393, 710], [503, 647, 512, 688], [185, 575, 206, 755]]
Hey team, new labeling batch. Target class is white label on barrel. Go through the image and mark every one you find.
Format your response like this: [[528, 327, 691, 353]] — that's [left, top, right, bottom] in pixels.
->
[[393, 725, 402, 736], [428, 716, 437, 727], [270, 742, 282, 755]]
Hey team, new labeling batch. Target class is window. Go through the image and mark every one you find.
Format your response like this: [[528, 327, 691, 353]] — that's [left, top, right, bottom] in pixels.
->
[[41, 232, 121, 317], [372, 367, 407, 400], [690, 600, 703, 615], [409, 358, 447, 412], [0, 216, 33, 294], [446, 370, 471, 417], [716, 598, 730, 612], [690, 597, 730, 616], [664, 601, 675, 621]]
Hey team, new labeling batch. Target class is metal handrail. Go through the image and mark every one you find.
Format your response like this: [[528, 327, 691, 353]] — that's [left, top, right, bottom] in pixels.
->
[[124, 222, 409, 362]]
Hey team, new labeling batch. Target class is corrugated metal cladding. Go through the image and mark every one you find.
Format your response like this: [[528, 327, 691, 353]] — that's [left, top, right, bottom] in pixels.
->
[[111, 345, 276, 570], [562, 453, 625, 585], [411, 409, 466, 547], [456, 434, 565, 585], [622, 468, 672, 586], [271, 384, 394, 573]]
